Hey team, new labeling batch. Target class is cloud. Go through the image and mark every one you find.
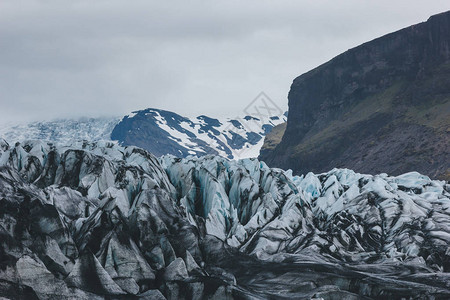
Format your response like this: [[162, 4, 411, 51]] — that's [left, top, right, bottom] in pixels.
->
[[0, 0, 448, 124]]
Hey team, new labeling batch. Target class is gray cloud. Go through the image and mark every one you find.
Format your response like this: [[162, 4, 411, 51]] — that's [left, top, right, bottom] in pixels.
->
[[0, 0, 449, 124]]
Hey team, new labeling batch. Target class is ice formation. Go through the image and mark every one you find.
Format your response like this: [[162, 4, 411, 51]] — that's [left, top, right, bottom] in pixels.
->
[[0, 139, 449, 299]]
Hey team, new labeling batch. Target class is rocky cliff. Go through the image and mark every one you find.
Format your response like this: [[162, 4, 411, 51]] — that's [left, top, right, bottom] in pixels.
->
[[260, 11, 450, 179]]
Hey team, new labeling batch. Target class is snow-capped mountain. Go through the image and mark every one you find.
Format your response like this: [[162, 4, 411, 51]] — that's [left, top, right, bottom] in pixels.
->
[[111, 108, 287, 159], [0, 117, 120, 146], [1, 139, 449, 299], [0, 108, 286, 160]]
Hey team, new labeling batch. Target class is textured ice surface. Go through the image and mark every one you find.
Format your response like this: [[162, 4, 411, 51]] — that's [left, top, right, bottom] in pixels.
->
[[0, 140, 449, 299], [0, 117, 120, 146]]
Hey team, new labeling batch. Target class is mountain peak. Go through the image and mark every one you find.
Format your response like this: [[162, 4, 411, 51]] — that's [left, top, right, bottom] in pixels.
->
[[112, 107, 286, 159]]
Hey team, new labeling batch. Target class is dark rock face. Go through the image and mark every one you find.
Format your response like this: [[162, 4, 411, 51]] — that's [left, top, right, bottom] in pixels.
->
[[260, 11, 450, 180], [1, 139, 450, 299], [259, 122, 286, 160]]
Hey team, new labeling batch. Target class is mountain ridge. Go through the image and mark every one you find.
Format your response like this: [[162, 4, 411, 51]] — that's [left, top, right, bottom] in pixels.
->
[[260, 11, 450, 180], [0, 108, 286, 160], [111, 108, 286, 159]]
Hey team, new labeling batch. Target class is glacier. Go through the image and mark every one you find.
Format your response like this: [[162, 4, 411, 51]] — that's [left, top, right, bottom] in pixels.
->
[[0, 139, 449, 299], [0, 117, 120, 146]]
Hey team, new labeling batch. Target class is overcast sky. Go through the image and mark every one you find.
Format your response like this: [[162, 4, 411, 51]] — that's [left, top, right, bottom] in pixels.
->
[[0, 1, 449, 124]]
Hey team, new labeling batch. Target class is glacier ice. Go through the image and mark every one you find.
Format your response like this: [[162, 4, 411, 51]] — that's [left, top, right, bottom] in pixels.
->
[[0, 140, 449, 299]]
